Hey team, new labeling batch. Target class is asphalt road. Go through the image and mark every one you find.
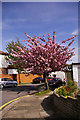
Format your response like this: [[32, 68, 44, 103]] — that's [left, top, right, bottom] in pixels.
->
[[0, 84, 41, 106]]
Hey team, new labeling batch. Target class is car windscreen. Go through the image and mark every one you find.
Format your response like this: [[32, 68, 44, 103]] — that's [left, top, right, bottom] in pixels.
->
[[6, 78, 12, 81]]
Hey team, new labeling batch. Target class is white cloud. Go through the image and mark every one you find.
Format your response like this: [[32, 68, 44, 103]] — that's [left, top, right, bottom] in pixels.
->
[[71, 29, 78, 35]]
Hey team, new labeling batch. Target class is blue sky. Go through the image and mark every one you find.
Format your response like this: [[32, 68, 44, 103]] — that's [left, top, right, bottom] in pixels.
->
[[2, 2, 78, 63]]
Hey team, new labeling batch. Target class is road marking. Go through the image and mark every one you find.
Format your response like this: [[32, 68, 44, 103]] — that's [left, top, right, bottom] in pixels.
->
[[0, 95, 30, 110]]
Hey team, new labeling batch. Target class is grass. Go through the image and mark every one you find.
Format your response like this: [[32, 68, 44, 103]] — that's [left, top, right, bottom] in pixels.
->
[[18, 82, 32, 85], [35, 89, 51, 95]]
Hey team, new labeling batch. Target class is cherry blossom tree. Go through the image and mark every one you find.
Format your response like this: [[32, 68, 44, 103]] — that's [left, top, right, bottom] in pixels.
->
[[7, 32, 77, 88]]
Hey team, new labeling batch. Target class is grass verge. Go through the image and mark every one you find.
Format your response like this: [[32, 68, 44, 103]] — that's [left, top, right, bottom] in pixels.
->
[[35, 90, 51, 95]]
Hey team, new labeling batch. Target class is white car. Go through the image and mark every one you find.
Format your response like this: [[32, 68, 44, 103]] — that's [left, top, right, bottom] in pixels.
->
[[0, 78, 18, 89]]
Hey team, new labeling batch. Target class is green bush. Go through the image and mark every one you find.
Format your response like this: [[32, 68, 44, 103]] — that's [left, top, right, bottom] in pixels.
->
[[62, 81, 66, 86], [56, 80, 77, 97], [67, 80, 77, 92]]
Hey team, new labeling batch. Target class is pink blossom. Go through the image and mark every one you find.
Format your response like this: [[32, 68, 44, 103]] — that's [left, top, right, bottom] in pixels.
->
[[37, 37, 40, 39], [7, 32, 77, 76], [43, 34, 45, 37], [58, 62, 61, 66], [68, 40, 75, 46], [48, 34, 50, 36], [61, 35, 77, 43], [61, 40, 66, 43], [41, 38, 45, 42], [54, 59, 57, 62], [70, 48, 75, 51]]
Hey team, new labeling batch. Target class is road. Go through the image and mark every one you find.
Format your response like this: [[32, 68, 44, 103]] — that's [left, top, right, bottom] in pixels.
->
[[0, 83, 46, 106], [1, 84, 39, 106]]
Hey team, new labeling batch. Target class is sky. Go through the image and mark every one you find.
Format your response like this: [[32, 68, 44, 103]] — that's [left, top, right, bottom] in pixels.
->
[[1, 2, 78, 63]]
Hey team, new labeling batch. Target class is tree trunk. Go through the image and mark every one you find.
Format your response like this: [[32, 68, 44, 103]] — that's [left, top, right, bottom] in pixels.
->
[[43, 72, 49, 90], [18, 70, 21, 84]]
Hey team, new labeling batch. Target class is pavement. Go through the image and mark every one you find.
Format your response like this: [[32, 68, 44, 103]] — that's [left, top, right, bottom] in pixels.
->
[[1, 91, 65, 120]]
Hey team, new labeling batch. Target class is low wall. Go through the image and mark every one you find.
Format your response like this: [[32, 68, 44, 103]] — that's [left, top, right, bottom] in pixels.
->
[[53, 89, 80, 119]]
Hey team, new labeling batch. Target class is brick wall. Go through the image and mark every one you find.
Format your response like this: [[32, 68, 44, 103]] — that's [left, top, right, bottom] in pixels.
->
[[53, 89, 80, 119], [17, 74, 43, 83]]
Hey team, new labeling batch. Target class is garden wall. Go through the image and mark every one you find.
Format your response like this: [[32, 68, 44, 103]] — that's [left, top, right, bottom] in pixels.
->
[[53, 89, 80, 119]]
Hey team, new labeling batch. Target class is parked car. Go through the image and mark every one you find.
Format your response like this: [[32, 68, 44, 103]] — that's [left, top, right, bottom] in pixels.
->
[[0, 78, 18, 89], [47, 77, 52, 81], [32, 77, 44, 84], [47, 77, 53, 81], [48, 77, 62, 87]]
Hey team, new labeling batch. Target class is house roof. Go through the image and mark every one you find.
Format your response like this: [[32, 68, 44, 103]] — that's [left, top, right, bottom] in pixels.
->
[[0, 51, 8, 55]]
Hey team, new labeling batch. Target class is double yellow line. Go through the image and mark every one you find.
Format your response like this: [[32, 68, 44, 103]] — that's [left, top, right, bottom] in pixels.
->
[[0, 95, 30, 110]]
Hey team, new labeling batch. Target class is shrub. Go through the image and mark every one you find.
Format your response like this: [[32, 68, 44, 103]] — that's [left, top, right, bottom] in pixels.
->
[[56, 80, 77, 97], [62, 81, 66, 86]]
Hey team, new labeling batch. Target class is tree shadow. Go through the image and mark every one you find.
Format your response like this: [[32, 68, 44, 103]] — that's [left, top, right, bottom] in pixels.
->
[[1, 85, 37, 94], [1, 118, 76, 120], [1, 83, 46, 95]]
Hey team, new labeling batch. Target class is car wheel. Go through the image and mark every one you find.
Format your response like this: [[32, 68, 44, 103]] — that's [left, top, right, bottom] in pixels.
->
[[40, 81, 42, 84], [0, 84, 4, 89], [14, 83, 17, 87]]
